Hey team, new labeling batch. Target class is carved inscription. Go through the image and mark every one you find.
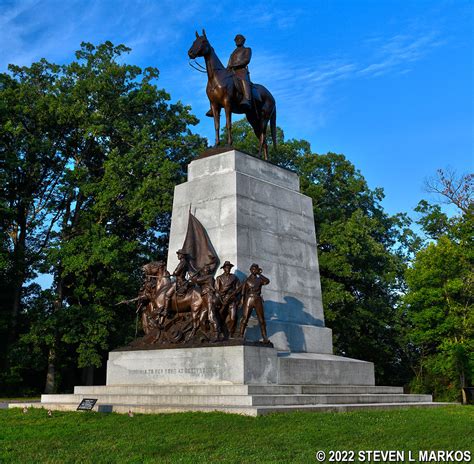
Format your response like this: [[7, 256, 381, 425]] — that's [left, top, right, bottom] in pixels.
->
[[129, 367, 219, 376]]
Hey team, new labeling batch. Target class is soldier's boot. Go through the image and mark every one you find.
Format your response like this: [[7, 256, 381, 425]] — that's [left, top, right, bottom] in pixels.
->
[[217, 326, 225, 341], [216, 317, 226, 341], [241, 81, 252, 110], [228, 319, 237, 339], [239, 322, 247, 339], [163, 297, 172, 317], [206, 108, 213, 117]]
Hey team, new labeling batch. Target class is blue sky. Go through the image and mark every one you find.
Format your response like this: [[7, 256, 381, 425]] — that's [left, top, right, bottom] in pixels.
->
[[1, 0, 473, 218]]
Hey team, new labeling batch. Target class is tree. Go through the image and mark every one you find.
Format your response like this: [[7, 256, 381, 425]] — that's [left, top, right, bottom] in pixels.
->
[[227, 120, 413, 383], [0, 60, 66, 369], [0, 42, 206, 394], [401, 171, 473, 400], [425, 168, 473, 214]]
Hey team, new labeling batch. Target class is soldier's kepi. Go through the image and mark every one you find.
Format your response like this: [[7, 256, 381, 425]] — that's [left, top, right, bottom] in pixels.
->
[[206, 34, 252, 117]]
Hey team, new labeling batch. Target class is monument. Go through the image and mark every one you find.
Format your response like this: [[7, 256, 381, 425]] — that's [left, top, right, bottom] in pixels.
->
[[106, 147, 374, 385], [10, 33, 442, 415]]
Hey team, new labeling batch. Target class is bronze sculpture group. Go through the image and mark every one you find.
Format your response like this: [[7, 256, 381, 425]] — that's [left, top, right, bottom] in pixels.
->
[[188, 30, 277, 160], [131, 255, 270, 346], [117, 210, 271, 346]]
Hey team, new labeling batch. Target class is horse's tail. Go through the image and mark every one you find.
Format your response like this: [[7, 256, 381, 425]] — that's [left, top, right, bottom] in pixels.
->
[[270, 106, 277, 151]]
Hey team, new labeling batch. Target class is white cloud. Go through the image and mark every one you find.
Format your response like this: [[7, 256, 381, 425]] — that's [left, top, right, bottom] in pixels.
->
[[245, 29, 444, 132], [235, 4, 303, 30], [358, 31, 444, 77], [0, 0, 205, 70]]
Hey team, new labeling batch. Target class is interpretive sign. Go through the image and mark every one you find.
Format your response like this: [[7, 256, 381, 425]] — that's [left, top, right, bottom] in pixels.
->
[[77, 398, 97, 411]]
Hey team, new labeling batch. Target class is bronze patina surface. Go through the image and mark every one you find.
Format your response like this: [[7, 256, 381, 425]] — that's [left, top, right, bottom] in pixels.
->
[[119, 213, 272, 348], [215, 261, 241, 339], [239, 264, 270, 344]]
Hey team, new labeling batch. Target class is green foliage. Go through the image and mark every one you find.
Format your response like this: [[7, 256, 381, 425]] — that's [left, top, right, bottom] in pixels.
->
[[0, 58, 69, 390], [401, 204, 473, 400], [0, 41, 205, 393]]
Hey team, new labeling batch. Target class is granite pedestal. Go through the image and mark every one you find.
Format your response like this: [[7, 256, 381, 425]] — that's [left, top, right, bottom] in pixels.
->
[[167, 149, 332, 353], [165, 150, 375, 386]]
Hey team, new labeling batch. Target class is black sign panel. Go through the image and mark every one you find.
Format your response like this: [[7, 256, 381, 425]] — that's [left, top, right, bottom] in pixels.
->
[[77, 398, 97, 411]]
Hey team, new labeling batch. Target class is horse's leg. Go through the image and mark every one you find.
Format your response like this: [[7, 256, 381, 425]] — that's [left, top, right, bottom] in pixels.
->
[[186, 293, 201, 341], [260, 118, 269, 160], [246, 110, 262, 154], [224, 103, 232, 146], [212, 105, 221, 147], [141, 310, 148, 334]]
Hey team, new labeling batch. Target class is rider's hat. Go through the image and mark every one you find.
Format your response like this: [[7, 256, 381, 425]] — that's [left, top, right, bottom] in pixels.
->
[[234, 34, 246, 43], [220, 261, 234, 269], [250, 263, 260, 270]]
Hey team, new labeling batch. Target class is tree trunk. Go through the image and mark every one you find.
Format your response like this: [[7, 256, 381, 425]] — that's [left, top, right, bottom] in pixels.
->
[[82, 366, 94, 386], [44, 347, 56, 394], [9, 205, 27, 344], [42, 192, 80, 393], [43, 268, 65, 394]]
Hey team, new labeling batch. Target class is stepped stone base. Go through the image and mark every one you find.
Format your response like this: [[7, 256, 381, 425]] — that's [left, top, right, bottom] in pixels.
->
[[9, 346, 450, 415], [10, 382, 446, 416]]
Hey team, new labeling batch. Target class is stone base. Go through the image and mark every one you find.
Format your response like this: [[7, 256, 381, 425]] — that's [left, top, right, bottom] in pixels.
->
[[107, 345, 279, 385], [12, 380, 447, 417], [106, 345, 375, 386], [10, 346, 449, 416]]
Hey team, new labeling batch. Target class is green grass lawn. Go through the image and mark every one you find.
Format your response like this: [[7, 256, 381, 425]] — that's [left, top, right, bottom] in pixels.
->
[[0, 406, 472, 463]]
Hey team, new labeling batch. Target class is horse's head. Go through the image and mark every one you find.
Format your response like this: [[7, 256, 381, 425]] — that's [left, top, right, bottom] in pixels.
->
[[188, 29, 210, 59], [143, 261, 165, 277]]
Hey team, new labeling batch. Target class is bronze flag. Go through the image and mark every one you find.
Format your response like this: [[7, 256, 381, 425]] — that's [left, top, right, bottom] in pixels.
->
[[181, 211, 219, 274]]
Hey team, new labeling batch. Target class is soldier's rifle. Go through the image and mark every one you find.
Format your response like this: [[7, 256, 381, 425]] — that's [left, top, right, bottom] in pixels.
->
[[220, 282, 243, 306], [116, 272, 166, 307], [188, 266, 205, 280], [115, 295, 147, 308]]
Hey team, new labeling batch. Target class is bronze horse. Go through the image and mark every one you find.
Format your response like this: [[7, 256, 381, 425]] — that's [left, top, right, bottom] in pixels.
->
[[153, 286, 208, 341], [188, 30, 277, 160], [140, 263, 206, 341]]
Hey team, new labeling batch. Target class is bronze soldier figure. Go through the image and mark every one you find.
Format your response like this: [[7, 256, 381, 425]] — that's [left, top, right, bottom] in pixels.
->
[[206, 33, 252, 117], [192, 263, 223, 339], [228, 34, 252, 109], [215, 261, 241, 338], [163, 249, 190, 315], [239, 263, 270, 343]]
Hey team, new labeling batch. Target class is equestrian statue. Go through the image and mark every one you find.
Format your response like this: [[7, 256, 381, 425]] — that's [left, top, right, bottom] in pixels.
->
[[188, 30, 277, 161]]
